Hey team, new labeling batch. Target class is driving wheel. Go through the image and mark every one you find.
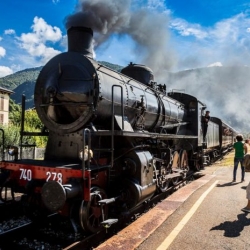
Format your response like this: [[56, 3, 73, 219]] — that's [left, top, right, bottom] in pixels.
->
[[79, 187, 107, 233]]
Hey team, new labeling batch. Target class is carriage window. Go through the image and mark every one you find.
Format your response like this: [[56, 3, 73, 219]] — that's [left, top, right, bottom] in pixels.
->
[[223, 127, 232, 135]]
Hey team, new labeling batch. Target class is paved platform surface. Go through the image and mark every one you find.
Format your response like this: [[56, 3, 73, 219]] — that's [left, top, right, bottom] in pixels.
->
[[95, 152, 250, 250]]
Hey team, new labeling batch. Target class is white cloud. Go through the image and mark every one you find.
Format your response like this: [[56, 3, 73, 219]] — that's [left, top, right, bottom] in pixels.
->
[[31, 17, 62, 42], [170, 13, 250, 43], [40, 46, 62, 64], [4, 29, 15, 35], [0, 47, 6, 58], [207, 62, 223, 67], [147, 0, 167, 11], [170, 13, 250, 70], [18, 16, 62, 64], [0, 37, 2, 41], [209, 15, 244, 43], [170, 18, 208, 39], [0, 66, 13, 77], [20, 33, 40, 45]]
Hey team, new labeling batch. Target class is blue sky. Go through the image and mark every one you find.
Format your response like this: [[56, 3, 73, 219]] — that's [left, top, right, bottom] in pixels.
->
[[1, 0, 250, 77]]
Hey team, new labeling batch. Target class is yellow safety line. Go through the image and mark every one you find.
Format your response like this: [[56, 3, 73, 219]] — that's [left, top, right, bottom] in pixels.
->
[[157, 180, 218, 250]]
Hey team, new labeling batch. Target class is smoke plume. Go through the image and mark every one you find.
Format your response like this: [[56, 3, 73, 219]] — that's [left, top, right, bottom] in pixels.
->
[[65, 0, 177, 75], [167, 66, 250, 133]]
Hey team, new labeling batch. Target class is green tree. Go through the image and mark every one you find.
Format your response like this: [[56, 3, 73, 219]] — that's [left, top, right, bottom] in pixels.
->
[[9, 98, 21, 126], [0, 124, 20, 147], [24, 109, 43, 130], [5, 99, 48, 148], [23, 109, 47, 147]]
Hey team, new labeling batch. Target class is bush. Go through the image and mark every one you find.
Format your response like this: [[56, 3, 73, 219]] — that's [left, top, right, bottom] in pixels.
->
[[0, 124, 20, 147], [6, 100, 48, 148]]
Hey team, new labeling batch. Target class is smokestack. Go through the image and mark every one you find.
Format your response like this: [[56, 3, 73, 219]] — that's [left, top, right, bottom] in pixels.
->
[[67, 26, 93, 58]]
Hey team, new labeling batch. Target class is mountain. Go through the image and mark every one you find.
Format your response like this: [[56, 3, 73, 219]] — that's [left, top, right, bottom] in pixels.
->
[[0, 62, 123, 109], [0, 66, 43, 90]]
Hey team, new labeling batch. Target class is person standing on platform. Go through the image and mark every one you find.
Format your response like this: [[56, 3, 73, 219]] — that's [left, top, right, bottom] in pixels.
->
[[241, 155, 250, 212], [241, 183, 250, 212], [233, 134, 246, 182], [241, 142, 250, 212], [202, 110, 210, 142], [244, 139, 250, 154]]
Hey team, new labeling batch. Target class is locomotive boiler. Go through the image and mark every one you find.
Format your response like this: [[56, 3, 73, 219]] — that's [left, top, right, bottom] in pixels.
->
[[0, 26, 237, 234], [35, 27, 186, 135]]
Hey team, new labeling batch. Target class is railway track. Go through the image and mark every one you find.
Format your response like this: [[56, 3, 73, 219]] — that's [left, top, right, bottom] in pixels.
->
[[0, 171, 201, 250], [0, 214, 80, 250]]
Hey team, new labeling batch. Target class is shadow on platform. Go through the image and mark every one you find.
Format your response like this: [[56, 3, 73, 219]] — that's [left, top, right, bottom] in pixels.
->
[[210, 213, 250, 237], [216, 182, 242, 187]]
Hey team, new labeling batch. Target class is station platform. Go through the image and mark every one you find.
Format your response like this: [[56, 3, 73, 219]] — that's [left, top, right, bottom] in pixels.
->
[[95, 152, 250, 250]]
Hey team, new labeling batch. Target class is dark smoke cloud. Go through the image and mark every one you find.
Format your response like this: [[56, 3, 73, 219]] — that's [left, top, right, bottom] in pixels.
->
[[65, 0, 131, 43], [65, 0, 177, 74]]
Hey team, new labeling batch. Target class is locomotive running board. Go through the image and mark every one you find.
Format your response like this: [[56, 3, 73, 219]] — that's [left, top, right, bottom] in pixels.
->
[[93, 130, 197, 140]]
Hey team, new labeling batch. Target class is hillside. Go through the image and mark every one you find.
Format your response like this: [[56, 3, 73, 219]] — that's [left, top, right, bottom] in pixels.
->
[[0, 66, 43, 91]]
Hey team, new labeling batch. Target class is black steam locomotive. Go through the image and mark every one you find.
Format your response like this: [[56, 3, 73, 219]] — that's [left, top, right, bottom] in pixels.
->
[[0, 27, 237, 233]]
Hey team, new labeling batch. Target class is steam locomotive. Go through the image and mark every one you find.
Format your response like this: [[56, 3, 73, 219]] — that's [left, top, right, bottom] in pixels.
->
[[0, 26, 238, 233]]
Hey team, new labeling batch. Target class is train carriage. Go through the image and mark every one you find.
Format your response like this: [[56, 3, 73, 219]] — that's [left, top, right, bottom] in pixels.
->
[[210, 117, 237, 153]]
